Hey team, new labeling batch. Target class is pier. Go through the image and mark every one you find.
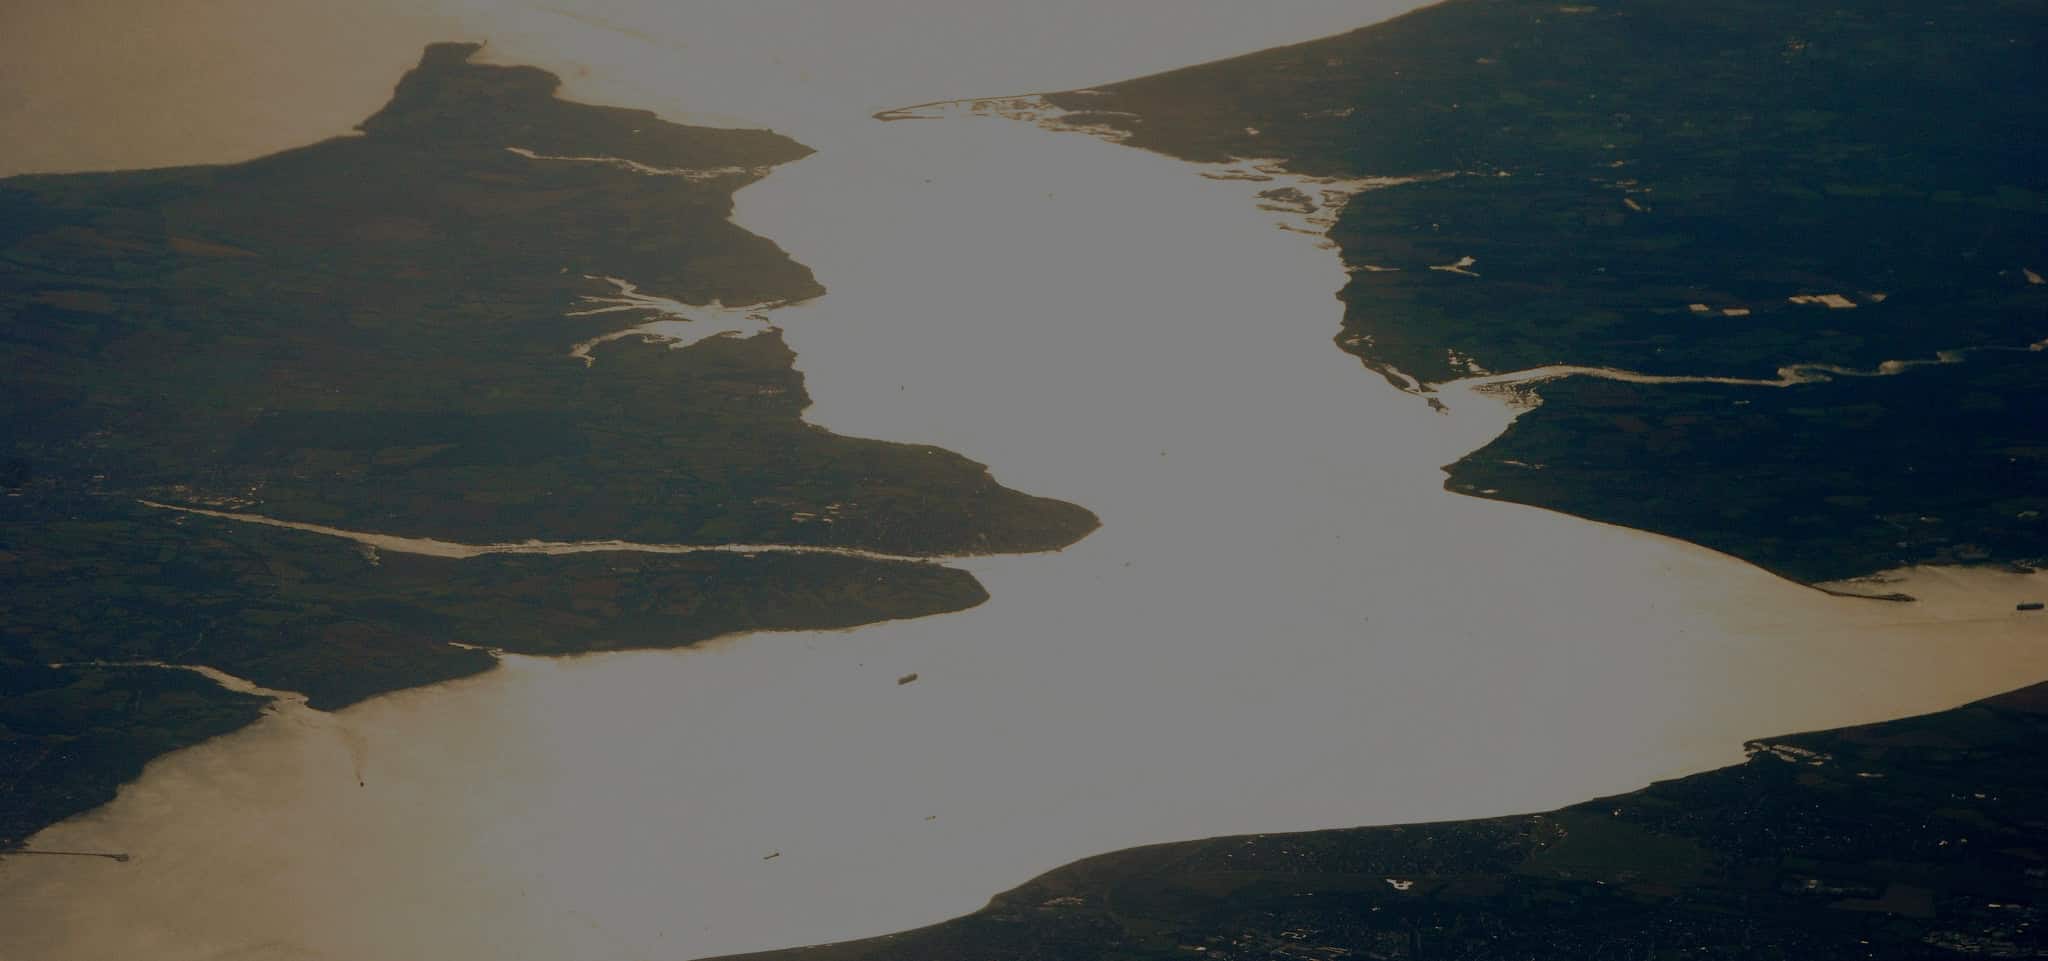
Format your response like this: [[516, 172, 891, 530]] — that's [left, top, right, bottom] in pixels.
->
[[3, 849, 130, 863]]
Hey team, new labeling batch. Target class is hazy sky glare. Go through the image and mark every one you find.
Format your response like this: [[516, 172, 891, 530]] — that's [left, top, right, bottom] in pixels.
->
[[0, 0, 1421, 175]]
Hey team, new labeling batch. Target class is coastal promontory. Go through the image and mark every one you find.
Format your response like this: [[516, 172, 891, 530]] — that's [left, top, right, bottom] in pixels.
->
[[0, 43, 1096, 847]]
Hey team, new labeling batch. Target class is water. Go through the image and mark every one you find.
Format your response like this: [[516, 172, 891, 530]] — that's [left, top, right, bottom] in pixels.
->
[[4, 4, 2045, 959]]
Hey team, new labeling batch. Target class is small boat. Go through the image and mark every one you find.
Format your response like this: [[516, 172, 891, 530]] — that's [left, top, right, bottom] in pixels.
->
[[763, 851, 781, 861], [897, 672, 919, 685], [2020, 601, 2045, 612]]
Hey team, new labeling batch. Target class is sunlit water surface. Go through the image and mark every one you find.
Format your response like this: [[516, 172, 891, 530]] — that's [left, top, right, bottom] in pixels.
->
[[3, 3, 2044, 959]]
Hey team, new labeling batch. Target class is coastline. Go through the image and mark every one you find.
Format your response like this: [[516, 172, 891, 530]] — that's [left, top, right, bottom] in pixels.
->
[[863, 89, 2046, 605], [0, 43, 1093, 851], [8, 9, 2039, 958], [718, 677, 2048, 961], [1014, 0, 2048, 588]]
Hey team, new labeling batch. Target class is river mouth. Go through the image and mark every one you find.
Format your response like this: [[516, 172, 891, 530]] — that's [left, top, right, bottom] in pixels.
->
[[5, 10, 2048, 961]]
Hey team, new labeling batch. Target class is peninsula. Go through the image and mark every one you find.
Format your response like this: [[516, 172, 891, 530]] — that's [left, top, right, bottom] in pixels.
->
[[0, 43, 1096, 847]]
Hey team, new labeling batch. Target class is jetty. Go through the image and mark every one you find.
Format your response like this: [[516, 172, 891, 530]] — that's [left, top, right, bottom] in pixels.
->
[[3, 848, 130, 862]]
